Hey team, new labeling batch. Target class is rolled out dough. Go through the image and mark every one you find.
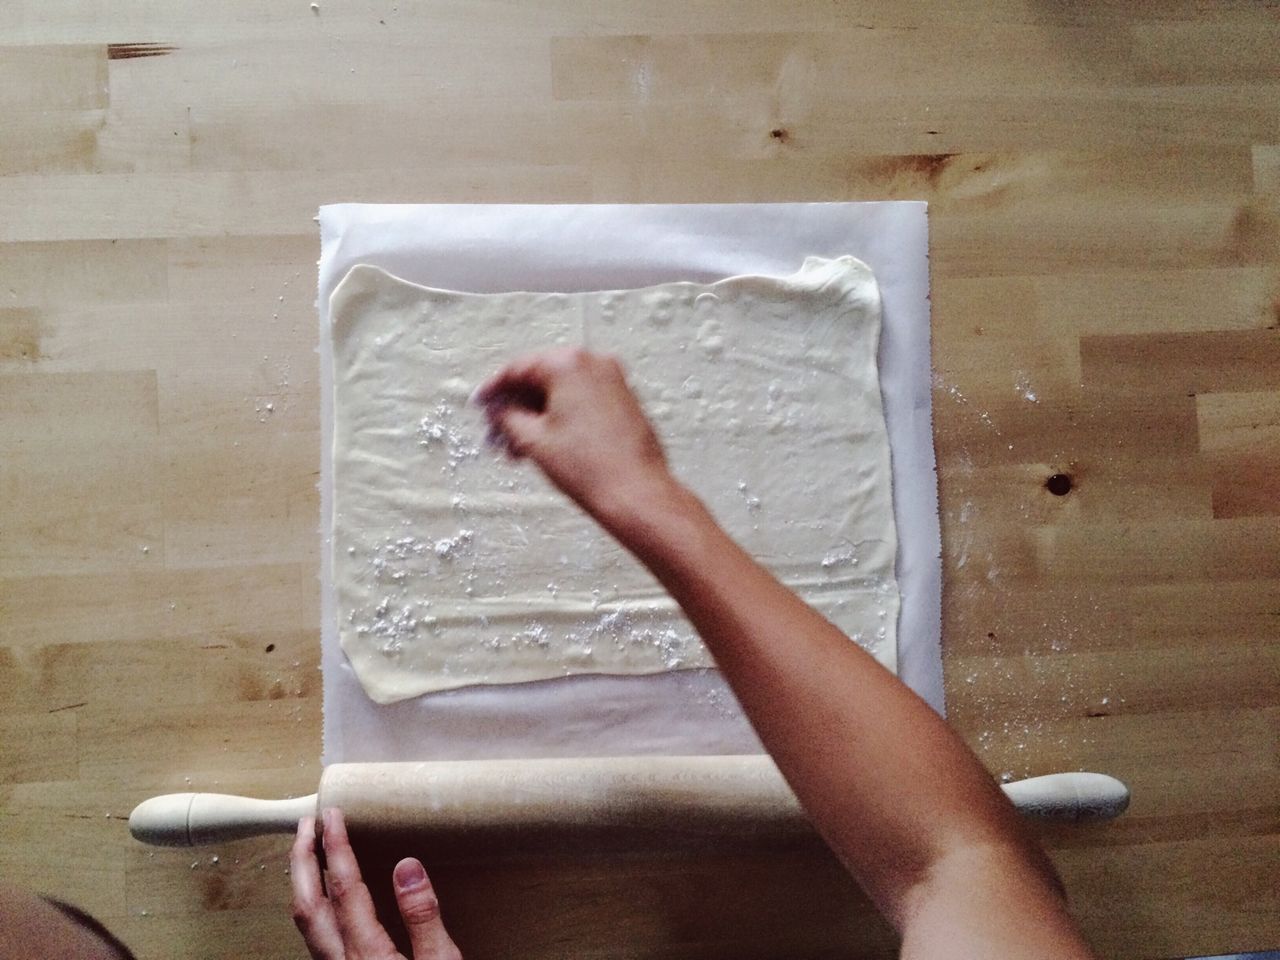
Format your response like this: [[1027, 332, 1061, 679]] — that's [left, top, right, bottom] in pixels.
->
[[329, 256, 900, 704]]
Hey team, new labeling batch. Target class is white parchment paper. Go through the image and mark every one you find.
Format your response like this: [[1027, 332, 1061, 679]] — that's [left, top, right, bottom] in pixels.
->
[[317, 203, 940, 764]]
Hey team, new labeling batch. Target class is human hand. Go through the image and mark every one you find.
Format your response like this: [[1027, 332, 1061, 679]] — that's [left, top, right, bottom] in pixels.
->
[[290, 809, 461, 960], [473, 348, 678, 529]]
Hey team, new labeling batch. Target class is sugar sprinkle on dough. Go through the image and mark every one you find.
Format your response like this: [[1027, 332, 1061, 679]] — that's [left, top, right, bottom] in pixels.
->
[[329, 257, 900, 704]]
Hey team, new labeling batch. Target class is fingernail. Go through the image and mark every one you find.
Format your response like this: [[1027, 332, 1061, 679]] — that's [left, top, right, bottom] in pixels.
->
[[394, 858, 428, 891], [322, 807, 338, 832]]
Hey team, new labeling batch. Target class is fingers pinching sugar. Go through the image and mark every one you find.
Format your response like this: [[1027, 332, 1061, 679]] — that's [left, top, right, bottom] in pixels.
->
[[473, 354, 561, 458], [470, 348, 672, 524], [471, 345, 599, 409], [470, 352, 554, 408]]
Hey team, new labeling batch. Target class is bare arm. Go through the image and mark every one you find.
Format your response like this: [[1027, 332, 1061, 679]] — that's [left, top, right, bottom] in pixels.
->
[[477, 348, 1096, 959]]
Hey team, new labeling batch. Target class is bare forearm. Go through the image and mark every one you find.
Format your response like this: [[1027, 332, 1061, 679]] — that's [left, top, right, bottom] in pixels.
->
[[603, 478, 1057, 922], [478, 349, 1094, 956]]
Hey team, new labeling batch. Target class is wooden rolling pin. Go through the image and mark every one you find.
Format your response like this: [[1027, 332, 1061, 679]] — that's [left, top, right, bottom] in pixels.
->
[[129, 757, 1129, 860]]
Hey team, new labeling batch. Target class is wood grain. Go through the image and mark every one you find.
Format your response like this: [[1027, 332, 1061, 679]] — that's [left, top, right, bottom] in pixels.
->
[[1, 3, 1277, 959]]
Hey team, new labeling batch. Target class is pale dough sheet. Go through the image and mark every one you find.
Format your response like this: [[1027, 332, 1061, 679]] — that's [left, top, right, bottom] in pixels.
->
[[316, 202, 940, 764], [330, 257, 899, 704]]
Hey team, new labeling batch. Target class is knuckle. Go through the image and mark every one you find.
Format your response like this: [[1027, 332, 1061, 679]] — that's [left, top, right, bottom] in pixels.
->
[[324, 872, 358, 903], [290, 895, 316, 927], [399, 891, 444, 925]]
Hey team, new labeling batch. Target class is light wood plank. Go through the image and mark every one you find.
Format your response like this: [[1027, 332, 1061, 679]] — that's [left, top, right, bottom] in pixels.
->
[[1, 3, 1277, 958]]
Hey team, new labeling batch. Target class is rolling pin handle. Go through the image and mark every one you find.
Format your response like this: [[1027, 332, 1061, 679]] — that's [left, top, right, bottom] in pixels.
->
[[129, 792, 318, 847], [1001, 772, 1130, 820]]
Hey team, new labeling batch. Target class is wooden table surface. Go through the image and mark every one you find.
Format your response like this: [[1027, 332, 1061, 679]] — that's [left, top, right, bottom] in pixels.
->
[[2, 3, 1278, 958]]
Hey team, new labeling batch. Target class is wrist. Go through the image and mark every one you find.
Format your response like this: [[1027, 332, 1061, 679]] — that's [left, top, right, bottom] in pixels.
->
[[593, 472, 705, 549]]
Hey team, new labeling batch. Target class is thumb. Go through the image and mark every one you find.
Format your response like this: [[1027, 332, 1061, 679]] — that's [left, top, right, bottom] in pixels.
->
[[490, 405, 545, 459], [393, 858, 460, 960]]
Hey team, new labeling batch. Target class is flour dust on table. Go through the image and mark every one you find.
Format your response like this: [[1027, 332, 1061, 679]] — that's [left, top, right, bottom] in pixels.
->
[[328, 257, 899, 704]]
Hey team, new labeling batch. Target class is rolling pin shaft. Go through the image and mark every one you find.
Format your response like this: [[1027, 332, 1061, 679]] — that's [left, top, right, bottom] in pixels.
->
[[129, 757, 1130, 854]]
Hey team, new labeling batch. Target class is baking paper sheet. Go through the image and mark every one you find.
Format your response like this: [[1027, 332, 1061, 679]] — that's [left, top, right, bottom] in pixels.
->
[[317, 203, 940, 765]]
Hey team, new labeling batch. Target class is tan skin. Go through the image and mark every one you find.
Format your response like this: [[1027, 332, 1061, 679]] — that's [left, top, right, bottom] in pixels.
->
[[291, 347, 1098, 960], [290, 809, 461, 960]]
